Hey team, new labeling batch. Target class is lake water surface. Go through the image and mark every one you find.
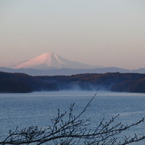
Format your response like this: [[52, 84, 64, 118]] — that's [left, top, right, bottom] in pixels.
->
[[0, 91, 145, 144]]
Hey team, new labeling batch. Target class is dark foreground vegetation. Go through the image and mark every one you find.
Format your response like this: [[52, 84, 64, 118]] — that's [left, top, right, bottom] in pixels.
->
[[1, 71, 145, 93], [1, 95, 145, 145]]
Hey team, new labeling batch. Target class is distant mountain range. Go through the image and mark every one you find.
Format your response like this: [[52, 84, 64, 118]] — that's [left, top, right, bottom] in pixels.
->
[[0, 66, 131, 76], [1, 52, 145, 75]]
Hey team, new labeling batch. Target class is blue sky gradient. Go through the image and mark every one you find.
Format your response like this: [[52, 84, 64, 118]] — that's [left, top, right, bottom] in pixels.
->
[[0, 0, 145, 69]]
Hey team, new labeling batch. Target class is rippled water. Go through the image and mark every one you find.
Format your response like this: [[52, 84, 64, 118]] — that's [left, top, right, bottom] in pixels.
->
[[0, 91, 145, 144]]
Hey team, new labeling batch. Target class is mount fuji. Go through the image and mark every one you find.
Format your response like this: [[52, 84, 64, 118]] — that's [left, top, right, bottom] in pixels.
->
[[14, 52, 91, 69], [0, 52, 136, 76]]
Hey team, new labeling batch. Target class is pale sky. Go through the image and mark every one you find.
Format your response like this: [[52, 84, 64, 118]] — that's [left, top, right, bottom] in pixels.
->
[[0, 0, 145, 69]]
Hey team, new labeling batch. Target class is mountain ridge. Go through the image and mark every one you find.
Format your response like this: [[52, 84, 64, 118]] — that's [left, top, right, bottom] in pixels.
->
[[1, 71, 145, 93], [1, 52, 145, 75], [1, 66, 145, 76], [14, 52, 91, 69]]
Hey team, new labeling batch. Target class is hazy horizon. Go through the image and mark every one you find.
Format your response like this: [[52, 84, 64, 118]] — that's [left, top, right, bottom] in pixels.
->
[[0, 0, 145, 69]]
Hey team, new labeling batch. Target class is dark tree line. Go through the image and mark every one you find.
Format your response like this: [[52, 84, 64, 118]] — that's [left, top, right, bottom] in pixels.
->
[[1, 95, 145, 145], [1, 71, 145, 93]]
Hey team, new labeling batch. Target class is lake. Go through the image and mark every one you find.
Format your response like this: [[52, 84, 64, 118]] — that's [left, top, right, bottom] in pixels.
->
[[0, 91, 145, 144]]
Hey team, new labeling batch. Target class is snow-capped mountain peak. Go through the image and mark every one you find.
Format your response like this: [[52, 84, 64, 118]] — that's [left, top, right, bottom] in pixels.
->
[[14, 52, 91, 69]]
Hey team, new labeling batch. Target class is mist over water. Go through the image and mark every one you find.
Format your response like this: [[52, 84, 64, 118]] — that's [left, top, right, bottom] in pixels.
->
[[0, 91, 145, 144]]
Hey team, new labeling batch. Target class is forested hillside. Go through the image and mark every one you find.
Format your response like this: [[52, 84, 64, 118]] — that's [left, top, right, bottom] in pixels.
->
[[0, 71, 145, 93]]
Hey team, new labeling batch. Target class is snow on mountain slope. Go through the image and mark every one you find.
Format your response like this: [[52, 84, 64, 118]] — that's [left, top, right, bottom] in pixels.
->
[[14, 52, 91, 69]]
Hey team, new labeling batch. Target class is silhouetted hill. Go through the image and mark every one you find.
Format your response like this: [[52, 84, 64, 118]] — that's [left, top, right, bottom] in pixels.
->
[[1, 71, 145, 93], [0, 72, 58, 93]]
